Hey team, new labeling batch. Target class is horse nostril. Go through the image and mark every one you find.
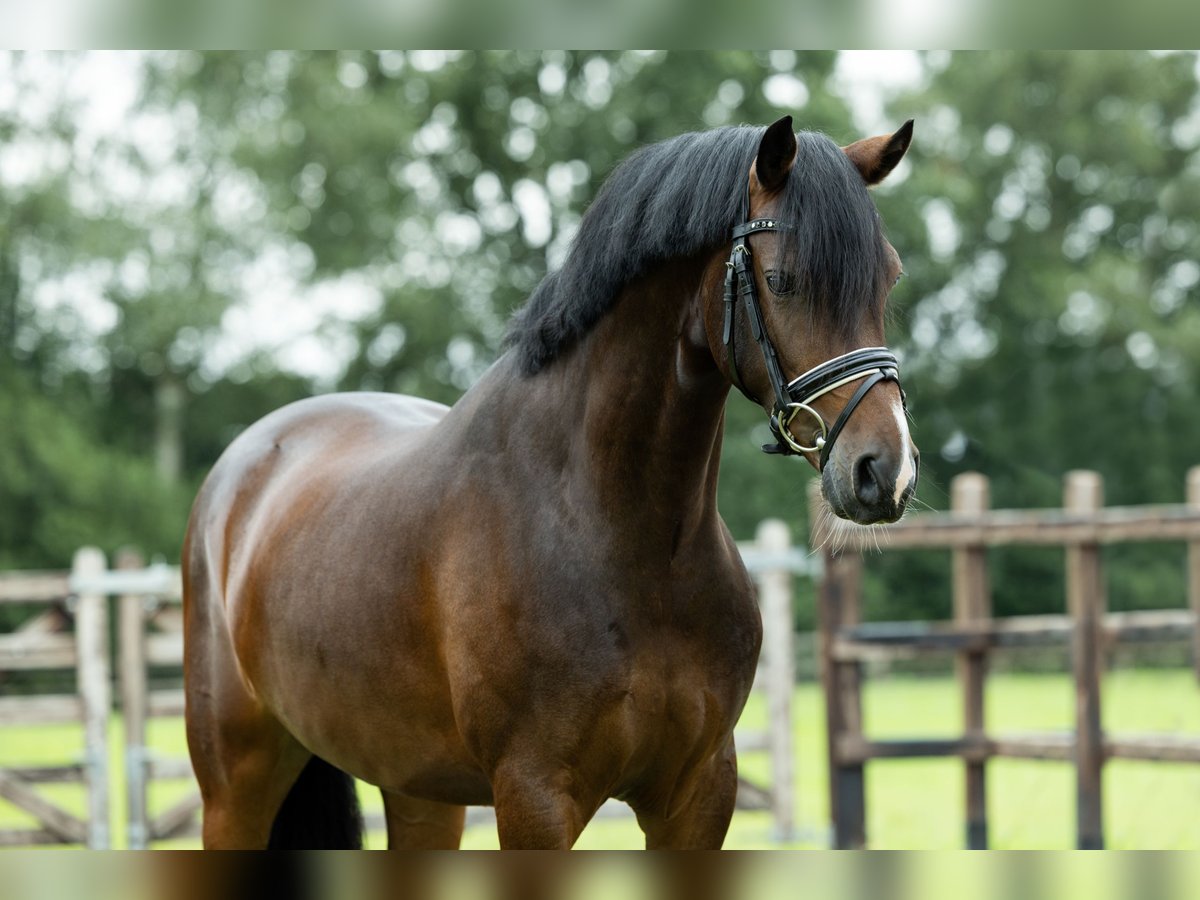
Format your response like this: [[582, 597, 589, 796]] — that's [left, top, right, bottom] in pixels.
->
[[854, 455, 884, 507]]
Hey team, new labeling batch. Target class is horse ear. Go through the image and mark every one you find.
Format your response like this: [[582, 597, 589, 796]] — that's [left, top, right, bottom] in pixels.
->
[[753, 116, 797, 193], [842, 119, 914, 186]]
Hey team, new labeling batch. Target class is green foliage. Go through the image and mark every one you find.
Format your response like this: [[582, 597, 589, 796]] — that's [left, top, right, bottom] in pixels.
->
[[0, 367, 191, 568], [1, 52, 1198, 626], [862, 51, 1200, 620], [882, 52, 1200, 507]]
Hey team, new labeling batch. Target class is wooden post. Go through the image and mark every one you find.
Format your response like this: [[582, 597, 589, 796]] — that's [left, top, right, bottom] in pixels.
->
[[951, 472, 991, 849], [1188, 467, 1200, 683], [1064, 471, 1105, 850], [756, 519, 795, 841], [117, 547, 149, 849], [832, 551, 864, 850], [72, 547, 110, 849], [810, 481, 865, 848]]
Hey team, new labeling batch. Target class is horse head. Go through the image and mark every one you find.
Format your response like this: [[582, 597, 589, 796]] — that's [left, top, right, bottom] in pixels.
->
[[710, 116, 919, 525]]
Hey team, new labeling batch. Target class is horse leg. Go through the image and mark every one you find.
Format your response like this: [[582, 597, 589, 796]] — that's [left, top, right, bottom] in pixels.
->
[[185, 593, 312, 847], [189, 705, 312, 848], [634, 739, 739, 849], [490, 763, 600, 849], [380, 790, 465, 849]]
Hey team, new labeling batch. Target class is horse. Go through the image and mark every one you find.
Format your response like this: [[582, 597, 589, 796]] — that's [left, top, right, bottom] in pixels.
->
[[182, 115, 919, 849]]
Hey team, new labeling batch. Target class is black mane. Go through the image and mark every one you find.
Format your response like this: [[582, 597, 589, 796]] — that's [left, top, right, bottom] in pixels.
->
[[507, 125, 888, 375]]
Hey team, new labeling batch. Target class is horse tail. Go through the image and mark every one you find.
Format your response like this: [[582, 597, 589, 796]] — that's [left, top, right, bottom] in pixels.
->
[[267, 757, 364, 849]]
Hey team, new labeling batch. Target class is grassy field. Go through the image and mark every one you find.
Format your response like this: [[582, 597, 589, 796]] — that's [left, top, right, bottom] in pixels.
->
[[4, 668, 1200, 849]]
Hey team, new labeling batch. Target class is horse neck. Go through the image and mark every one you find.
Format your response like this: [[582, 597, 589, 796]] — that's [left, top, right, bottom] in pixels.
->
[[548, 256, 731, 535]]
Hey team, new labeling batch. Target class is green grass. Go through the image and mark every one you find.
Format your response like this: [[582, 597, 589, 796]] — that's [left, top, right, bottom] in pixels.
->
[[4, 669, 1200, 848]]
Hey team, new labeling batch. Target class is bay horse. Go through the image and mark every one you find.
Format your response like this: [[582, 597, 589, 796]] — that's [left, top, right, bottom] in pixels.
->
[[183, 116, 918, 849]]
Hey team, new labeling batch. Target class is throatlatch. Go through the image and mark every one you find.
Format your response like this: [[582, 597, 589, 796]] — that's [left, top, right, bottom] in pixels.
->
[[722, 217, 905, 470]]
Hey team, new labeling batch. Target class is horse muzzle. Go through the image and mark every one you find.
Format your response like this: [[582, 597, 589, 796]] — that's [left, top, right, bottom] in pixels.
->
[[823, 443, 919, 525]]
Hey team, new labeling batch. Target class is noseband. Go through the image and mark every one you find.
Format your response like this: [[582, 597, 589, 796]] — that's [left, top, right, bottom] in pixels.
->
[[722, 217, 905, 469]]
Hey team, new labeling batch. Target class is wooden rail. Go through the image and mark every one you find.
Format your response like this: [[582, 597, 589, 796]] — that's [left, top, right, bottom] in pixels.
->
[[866, 504, 1200, 549], [813, 465, 1200, 850]]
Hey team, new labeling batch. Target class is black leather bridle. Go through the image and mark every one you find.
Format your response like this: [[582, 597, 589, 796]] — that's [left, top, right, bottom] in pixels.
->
[[722, 216, 905, 470]]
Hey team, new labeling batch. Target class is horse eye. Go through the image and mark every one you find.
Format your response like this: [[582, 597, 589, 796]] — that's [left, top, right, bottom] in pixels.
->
[[764, 269, 797, 296]]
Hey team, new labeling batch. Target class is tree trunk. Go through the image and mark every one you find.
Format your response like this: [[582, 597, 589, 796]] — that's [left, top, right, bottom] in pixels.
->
[[0, 244, 18, 358], [154, 373, 185, 484]]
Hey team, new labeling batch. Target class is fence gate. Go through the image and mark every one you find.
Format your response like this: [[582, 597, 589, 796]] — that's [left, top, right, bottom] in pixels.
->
[[0, 548, 110, 847]]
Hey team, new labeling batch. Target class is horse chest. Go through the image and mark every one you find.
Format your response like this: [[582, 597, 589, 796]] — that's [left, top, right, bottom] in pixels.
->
[[627, 616, 759, 723], [604, 583, 761, 757]]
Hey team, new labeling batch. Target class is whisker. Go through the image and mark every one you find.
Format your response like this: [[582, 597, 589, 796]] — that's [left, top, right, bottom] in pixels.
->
[[909, 495, 937, 513]]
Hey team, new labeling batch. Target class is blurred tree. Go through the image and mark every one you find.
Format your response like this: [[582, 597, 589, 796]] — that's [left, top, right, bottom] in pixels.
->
[[0, 54, 197, 569], [137, 50, 854, 522], [0, 54, 251, 489], [0, 53, 256, 564], [3, 51, 1198, 629], [872, 50, 1200, 617], [0, 366, 190, 568]]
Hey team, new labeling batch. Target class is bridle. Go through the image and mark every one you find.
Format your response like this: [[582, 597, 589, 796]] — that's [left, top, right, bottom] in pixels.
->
[[722, 216, 905, 470]]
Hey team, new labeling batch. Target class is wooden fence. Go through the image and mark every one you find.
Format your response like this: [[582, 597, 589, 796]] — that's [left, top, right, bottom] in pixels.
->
[[812, 466, 1200, 849], [0, 522, 804, 847]]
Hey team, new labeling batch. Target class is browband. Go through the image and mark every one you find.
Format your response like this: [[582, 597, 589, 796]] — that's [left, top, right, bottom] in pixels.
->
[[731, 219, 796, 239]]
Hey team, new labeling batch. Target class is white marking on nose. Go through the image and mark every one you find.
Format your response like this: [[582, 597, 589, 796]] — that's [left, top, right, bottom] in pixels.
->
[[891, 402, 915, 506]]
